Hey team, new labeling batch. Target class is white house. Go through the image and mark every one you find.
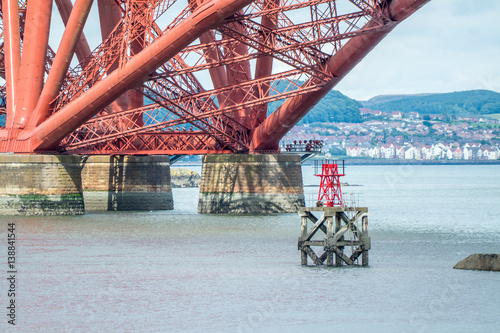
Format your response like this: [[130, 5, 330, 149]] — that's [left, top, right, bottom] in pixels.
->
[[368, 146, 380, 158], [391, 111, 403, 120], [380, 144, 395, 159], [433, 143, 447, 159], [395, 146, 405, 159], [346, 146, 362, 157], [479, 146, 498, 160], [404, 146, 416, 159], [421, 145, 433, 160]]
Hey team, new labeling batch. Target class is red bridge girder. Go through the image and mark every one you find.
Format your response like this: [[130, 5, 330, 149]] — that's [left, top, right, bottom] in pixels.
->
[[0, 0, 430, 155]]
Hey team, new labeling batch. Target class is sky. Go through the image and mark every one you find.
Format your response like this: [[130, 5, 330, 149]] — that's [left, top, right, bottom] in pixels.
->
[[48, 0, 500, 102], [335, 0, 500, 100]]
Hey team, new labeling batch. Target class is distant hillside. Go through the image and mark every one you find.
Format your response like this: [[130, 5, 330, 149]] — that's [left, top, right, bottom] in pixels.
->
[[363, 93, 433, 106], [268, 81, 363, 123], [362, 90, 500, 116]]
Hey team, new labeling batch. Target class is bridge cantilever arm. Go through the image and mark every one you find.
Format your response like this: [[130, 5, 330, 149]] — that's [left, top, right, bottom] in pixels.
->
[[21, 0, 255, 151], [249, 0, 431, 152]]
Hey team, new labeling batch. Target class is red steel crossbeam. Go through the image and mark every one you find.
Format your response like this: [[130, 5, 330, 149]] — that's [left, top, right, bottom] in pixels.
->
[[250, 0, 431, 151], [0, 0, 431, 155], [145, 23, 251, 151], [142, 79, 250, 152], [164, 10, 377, 83], [142, 55, 250, 152], [58, 0, 402, 154], [59, 69, 323, 153], [60, 105, 230, 153], [54, 0, 93, 69], [190, 0, 253, 128], [98, 0, 144, 114], [252, 0, 279, 128], [199, 30, 230, 109], [59, 104, 162, 150], [28, 0, 94, 128], [70, 132, 234, 155], [17, 0, 256, 152], [53, 1, 160, 112]]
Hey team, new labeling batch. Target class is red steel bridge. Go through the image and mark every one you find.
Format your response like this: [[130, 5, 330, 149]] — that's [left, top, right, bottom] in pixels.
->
[[0, 0, 429, 155]]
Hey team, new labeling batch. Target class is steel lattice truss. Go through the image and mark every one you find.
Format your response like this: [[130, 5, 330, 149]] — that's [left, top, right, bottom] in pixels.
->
[[0, 0, 429, 155]]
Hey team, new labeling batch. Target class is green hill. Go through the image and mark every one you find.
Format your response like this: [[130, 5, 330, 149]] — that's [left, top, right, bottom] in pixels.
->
[[267, 81, 363, 123], [362, 90, 500, 116]]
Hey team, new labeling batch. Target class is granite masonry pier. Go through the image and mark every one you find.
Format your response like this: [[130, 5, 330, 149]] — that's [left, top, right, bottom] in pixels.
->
[[198, 154, 305, 214], [0, 155, 85, 216], [81, 155, 173, 211]]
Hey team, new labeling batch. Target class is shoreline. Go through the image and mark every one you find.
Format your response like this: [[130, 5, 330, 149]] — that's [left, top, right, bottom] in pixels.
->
[[173, 158, 500, 167], [332, 158, 500, 166]]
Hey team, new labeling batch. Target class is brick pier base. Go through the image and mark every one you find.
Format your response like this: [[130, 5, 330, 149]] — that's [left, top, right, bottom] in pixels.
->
[[0, 155, 84, 216], [81, 155, 173, 211], [198, 154, 305, 214]]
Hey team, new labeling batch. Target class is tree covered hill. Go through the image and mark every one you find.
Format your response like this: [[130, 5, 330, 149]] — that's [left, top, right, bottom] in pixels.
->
[[267, 81, 363, 124], [1, 88, 497, 129], [362, 90, 500, 116]]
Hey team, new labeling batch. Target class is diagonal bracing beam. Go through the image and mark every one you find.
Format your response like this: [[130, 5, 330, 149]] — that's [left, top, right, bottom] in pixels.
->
[[19, 0, 256, 151], [250, 0, 431, 151]]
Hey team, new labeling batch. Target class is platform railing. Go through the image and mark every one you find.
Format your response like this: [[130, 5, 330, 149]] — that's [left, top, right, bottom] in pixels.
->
[[305, 192, 362, 208]]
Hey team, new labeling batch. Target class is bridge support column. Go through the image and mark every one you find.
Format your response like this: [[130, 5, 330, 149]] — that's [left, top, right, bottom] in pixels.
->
[[198, 154, 305, 214], [81, 155, 173, 211], [0, 155, 84, 216]]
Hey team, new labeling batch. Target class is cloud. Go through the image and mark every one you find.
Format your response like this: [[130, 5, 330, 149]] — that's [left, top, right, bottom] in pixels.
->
[[336, 0, 500, 100]]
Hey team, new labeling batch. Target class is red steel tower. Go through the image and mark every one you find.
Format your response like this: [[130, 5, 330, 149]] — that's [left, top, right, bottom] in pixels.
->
[[0, 0, 430, 155], [315, 160, 345, 207]]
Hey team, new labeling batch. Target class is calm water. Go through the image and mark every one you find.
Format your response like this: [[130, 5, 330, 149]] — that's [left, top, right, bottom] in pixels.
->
[[1, 165, 499, 332]]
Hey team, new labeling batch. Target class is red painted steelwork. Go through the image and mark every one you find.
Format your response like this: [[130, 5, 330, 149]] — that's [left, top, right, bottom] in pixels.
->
[[316, 160, 345, 207], [14, 0, 52, 129], [1, 0, 21, 126], [0, 0, 430, 155], [55, 0, 93, 69], [30, 0, 94, 128], [250, 0, 431, 151], [251, 0, 279, 129], [21, 0, 255, 151]]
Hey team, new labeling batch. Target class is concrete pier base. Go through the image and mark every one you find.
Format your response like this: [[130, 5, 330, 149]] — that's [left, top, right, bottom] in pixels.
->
[[0, 155, 84, 216], [198, 154, 305, 214], [81, 155, 173, 211]]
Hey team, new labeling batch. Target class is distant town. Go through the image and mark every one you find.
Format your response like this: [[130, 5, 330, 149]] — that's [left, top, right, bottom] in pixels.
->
[[281, 109, 500, 160]]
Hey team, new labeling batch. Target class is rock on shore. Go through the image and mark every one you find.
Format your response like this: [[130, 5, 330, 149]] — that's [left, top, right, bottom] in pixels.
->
[[453, 254, 500, 271], [170, 168, 200, 188]]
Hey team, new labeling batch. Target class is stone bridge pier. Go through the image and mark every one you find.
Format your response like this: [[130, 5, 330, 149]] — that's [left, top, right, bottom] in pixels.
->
[[0, 154, 303, 215], [198, 154, 305, 214], [0, 154, 174, 215], [0, 155, 85, 216], [81, 155, 173, 212]]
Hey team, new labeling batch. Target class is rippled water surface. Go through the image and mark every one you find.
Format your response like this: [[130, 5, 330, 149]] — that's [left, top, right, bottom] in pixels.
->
[[1, 164, 499, 332]]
